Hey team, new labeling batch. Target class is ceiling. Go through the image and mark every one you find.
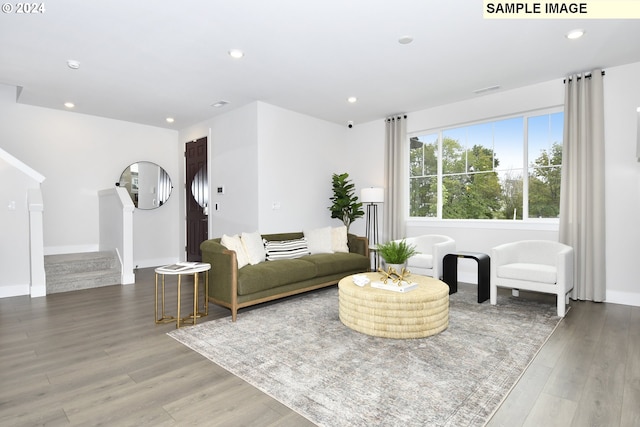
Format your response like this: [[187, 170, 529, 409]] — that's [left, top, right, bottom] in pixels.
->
[[2, 0, 640, 130]]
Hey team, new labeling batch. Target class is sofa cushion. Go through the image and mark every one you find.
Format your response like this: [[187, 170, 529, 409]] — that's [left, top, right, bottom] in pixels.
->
[[264, 238, 310, 260], [303, 252, 370, 276], [237, 258, 317, 295], [407, 253, 433, 269], [497, 263, 557, 284]]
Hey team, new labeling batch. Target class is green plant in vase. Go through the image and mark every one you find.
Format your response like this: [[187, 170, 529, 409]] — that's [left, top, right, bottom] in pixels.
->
[[377, 239, 418, 277]]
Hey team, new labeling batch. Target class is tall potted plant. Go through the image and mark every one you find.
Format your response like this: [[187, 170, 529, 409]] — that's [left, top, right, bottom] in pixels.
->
[[329, 172, 364, 232]]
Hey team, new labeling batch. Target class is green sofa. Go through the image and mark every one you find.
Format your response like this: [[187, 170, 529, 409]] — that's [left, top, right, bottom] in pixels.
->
[[201, 232, 370, 321]]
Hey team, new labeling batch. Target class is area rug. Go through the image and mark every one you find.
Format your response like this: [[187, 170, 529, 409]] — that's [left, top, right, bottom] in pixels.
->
[[168, 283, 561, 426]]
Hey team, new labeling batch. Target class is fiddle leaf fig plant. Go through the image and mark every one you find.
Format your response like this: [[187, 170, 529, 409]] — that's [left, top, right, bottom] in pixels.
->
[[329, 172, 364, 232]]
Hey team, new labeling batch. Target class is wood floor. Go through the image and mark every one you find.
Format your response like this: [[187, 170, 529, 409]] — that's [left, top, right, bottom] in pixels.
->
[[1, 268, 638, 426]]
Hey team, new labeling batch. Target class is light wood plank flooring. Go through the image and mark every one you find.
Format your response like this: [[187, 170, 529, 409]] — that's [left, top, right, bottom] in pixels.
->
[[1, 268, 638, 426]]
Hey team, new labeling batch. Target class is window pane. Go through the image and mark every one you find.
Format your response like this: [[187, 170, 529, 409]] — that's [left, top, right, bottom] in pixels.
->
[[493, 117, 523, 170], [528, 166, 561, 218], [528, 112, 562, 218], [410, 176, 437, 217], [409, 134, 437, 177], [442, 172, 502, 219], [442, 129, 466, 174], [528, 112, 563, 166], [409, 137, 423, 177], [499, 169, 523, 219], [466, 122, 493, 172]]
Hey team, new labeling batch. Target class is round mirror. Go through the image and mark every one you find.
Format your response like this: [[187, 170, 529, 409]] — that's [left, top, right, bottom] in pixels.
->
[[118, 161, 173, 209]]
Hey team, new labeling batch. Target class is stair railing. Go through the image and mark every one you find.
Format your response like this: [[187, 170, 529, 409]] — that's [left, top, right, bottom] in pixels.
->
[[98, 187, 135, 284], [28, 188, 46, 297]]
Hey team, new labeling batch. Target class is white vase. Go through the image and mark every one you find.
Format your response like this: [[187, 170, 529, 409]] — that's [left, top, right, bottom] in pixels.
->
[[384, 262, 406, 274]]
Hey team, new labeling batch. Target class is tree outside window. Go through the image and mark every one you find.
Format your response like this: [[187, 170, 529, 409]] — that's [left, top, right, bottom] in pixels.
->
[[409, 111, 563, 220]]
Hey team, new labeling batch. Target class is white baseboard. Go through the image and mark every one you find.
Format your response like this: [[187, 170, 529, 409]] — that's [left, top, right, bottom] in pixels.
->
[[454, 260, 640, 308], [605, 290, 640, 307], [0, 283, 30, 298]]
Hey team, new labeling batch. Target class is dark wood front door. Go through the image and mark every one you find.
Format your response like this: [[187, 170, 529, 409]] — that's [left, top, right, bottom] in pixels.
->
[[185, 137, 208, 261]]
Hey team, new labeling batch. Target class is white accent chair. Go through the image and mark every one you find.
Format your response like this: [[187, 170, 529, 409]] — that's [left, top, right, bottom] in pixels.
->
[[490, 240, 574, 317], [401, 235, 456, 279]]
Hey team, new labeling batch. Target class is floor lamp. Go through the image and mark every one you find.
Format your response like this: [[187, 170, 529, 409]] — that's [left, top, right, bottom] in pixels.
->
[[361, 187, 384, 270]]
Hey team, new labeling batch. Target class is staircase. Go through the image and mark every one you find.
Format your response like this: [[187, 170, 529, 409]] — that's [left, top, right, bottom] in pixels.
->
[[45, 250, 122, 294]]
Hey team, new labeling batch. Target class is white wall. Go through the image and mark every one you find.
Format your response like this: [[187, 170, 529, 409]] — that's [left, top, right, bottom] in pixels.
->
[[344, 119, 386, 240], [0, 84, 181, 282], [179, 101, 350, 247], [0, 157, 40, 296], [179, 102, 261, 247], [256, 102, 347, 233], [348, 64, 640, 305], [602, 62, 640, 305]]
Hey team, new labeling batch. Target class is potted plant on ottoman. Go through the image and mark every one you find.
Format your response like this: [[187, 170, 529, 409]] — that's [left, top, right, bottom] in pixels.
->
[[377, 239, 418, 275]]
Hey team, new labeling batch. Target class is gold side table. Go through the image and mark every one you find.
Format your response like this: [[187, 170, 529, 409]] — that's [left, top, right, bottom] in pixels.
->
[[154, 262, 211, 328]]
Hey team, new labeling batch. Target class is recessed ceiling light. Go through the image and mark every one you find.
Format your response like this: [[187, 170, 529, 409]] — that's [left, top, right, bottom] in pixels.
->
[[64, 102, 75, 108], [211, 100, 230, 108], [228, 49, 244, 59], [67, 60, 80, 69], [347, 96, 357, 103], [566, 29, 585, 40], [398, 36, 414, 45], [166, 117, 175, 123]]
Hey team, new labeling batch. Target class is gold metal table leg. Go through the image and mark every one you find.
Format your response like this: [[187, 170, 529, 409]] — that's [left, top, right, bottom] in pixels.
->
[[176, 274, 182, 328], [193, 272, 199, 325], [155, 272, 158, 323], [155, 272, 177, 325], [204, 271, 209, 316]]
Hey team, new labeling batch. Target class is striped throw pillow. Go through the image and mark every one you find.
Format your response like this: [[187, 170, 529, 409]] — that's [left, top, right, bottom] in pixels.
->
[[264, 238, 310, 260]]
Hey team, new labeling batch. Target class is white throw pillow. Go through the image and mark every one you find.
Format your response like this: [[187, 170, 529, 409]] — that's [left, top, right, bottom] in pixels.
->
[[304, 227, 334, 254], [241, 231, 266, 265], [331, 226, 349, 253], [220, 234, 250, 269]]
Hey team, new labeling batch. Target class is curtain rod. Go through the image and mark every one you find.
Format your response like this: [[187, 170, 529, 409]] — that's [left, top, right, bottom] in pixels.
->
[[564, 70, 605, 83], [386, 114, 407, 122]]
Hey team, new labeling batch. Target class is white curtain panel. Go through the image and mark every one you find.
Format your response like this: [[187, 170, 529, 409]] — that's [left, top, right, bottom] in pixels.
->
[[384, 115, 407, 242], [559, 70, 606, 302]]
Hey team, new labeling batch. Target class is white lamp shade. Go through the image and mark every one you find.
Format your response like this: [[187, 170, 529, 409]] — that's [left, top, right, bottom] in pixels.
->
[[361, 187, 384, 203]]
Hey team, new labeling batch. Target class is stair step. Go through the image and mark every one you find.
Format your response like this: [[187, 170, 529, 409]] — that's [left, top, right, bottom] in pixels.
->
[[45, 250, 122, 294], [46, 269, 121, 294], [45, 251, 117, 275]]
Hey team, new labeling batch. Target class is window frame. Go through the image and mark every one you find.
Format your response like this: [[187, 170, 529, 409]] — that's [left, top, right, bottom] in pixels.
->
[[407, 106, 564, 226]]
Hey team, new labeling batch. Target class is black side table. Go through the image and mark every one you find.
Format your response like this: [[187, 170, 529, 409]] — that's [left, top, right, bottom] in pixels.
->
[[442, 252, 490, 303]]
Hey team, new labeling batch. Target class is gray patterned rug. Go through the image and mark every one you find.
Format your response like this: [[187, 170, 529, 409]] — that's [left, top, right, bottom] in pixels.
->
[[168, 283, 561, 426]]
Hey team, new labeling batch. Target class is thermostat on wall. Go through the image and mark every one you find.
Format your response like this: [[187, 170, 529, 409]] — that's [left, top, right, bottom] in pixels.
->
[[217, 185, 225, 195]]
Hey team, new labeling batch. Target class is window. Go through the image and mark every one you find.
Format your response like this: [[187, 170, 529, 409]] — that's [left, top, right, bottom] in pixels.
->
[[409, 110, 563, 220]]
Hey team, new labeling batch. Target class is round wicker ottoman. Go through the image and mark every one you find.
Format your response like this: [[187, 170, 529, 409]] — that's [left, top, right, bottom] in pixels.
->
[[338, 272, 449, 339]]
